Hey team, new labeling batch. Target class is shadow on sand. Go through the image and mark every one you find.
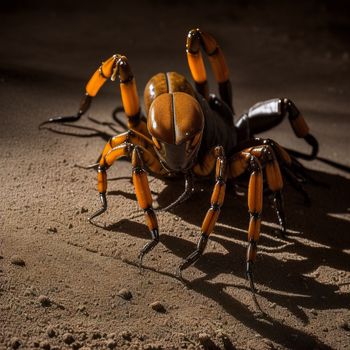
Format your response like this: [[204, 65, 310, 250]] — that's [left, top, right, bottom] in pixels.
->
[[41, 115, 350, 349]]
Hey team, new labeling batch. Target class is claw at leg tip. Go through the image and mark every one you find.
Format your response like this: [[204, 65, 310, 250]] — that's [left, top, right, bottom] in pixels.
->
[[138, 254, 144, 273], [246, 261, 256, 293], [176, 265, 183, 280]]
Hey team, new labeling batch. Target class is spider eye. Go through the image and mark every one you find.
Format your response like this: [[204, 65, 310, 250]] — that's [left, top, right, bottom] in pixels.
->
[[152, 137, 161, 150]]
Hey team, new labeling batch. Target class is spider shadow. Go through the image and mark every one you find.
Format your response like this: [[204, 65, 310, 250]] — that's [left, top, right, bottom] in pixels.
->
[[42, 114, 349, 348], [106, 168, 349, 349], [39, 109, 128, 143]]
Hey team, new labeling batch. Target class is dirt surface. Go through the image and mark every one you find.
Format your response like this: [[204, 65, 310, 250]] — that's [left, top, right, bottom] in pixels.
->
[[1, 1, 350, 349]]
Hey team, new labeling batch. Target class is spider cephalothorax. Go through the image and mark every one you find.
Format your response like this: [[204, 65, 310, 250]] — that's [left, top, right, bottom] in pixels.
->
[[147, 92, 204, 173], [44, 28, 319, 308]]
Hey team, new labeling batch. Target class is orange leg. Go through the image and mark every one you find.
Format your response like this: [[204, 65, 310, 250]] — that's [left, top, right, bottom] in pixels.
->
[[88, 133, 163, 222], [186, 28, 233, 111], [232, 139, 288, 234], [45, 54, 148, 135], [178, 146, 227, 277], [228, 152, 263, 294], [245, 154, 263, 294], [251, 137, 312, 204], [131, 147, 160, 267], [247, 143, 286, 235]]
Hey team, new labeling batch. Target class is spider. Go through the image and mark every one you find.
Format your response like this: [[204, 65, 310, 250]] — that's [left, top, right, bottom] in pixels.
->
[[44, 28, 318, 299]]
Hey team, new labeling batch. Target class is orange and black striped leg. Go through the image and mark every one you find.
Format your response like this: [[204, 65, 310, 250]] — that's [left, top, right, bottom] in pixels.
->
[[186, 28, 233, 112], [88, 143, 132, 222], [284, 99, 319, 159], [244, 155, 263, 295], [43, 54, 148, 135], [264, 149, 286, 236], [186, 29, 209, 100], [255, 138, 311, 205], [88, 129, 157, 221], [88, 137, 163, 222], [42, 55, 118, 126], [263, 138, 316, 203], [177, 146, 227, 278], [100, 129, 155, 162], [249, 144, 286, 235], [131, 147, 159, 269], [227, 151, 263, 297]]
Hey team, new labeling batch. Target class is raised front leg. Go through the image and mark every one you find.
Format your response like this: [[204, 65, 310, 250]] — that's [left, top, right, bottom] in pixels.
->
[[177, 146, 227, 278], [43, 54, 148, 135], [186, 28, 233, 112]]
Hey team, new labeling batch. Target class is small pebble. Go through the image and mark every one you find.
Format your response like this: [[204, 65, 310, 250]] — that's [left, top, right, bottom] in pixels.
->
[[106, 339, 117, 349], [149, 301, 166, 313], [10, 337, 21, 349], [72, 342, 82, 350], [40, 341, 50, 350], [198, 332, 211, 346], [91, 331, 102, 340], [81, 207, 88, 213], [119, 330, 132, 341], [339, 320, 349, 331], [310, 308, 318, 316], [77, 304, 86, 312], [47, 326, 56, 337], [47, 227, 57, 234], [68, 223, 73, 229], [63, 333, 75, 345], [38, 295, 52, 307], [117, 288, 132, 300], [10, 256, 25, 266]]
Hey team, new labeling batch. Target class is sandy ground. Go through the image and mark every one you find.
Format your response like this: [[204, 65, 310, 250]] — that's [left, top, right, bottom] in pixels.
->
[[1, 1, 350, 349]]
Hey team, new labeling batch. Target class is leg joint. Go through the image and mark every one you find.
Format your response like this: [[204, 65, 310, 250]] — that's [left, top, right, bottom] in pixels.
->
[[261, 145, 275, 162], [99, 65, 108, 79], [197, 233, 208, 251], [98, 164, 107, 172], [248, 238, 257, 248], [248, 156, 261, 173], [150, 228, 159, 242], [186, 28, 201, 54], [283, 98, 300, 120], [211, 203, 221, 211], [249, 211, 262, 220], [207, 46, 219, 56]]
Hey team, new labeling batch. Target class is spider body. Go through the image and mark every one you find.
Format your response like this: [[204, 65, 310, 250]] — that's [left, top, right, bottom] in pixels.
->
[[144, 71, 237, 175], [46, 28, 319, 297]]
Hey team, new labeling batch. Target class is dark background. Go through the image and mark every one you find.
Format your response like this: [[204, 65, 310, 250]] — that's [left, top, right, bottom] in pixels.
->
[[1, 0, 349, 166]]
